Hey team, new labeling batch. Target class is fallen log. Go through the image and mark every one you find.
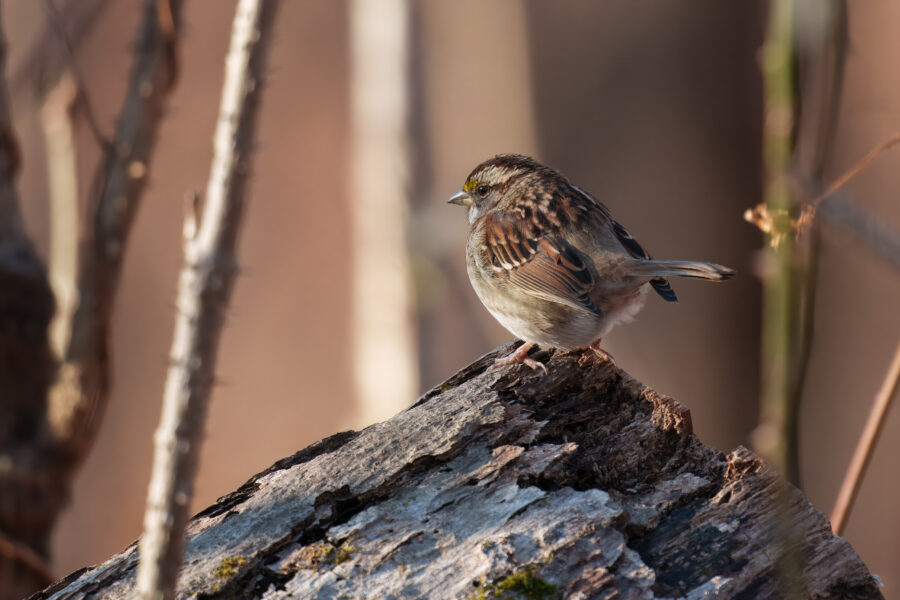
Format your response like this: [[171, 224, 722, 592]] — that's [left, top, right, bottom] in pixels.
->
[[33, 344, 882, 599]]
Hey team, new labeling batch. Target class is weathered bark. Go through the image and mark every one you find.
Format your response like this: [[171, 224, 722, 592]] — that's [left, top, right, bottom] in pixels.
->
[[32, 345, 881, 599]]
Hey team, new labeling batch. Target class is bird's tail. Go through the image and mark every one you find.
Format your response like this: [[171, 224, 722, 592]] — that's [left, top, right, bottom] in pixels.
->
[[632, 259, 735, 281]]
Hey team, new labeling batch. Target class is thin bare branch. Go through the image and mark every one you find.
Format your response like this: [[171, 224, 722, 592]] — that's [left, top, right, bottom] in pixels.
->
[[137, 1, 281, 598], [48, 0, 185, 461], [819, 191, 900, 270], [747, 130, 900, 247], [41, 0, 111, 149], [813, 132, 900, 206], [0, 529, 53, 588], [783, 130, 900, 240], [10, 0, 108, 98], [785, 0, 848, 488], [831, 340, 900, 535]]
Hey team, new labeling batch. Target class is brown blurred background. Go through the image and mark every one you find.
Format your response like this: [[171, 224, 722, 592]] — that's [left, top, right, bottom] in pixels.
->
[[3, 0, 899, 595]]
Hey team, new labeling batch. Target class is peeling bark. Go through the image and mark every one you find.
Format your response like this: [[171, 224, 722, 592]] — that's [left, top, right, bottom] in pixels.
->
[[31, 344, 882, 599]]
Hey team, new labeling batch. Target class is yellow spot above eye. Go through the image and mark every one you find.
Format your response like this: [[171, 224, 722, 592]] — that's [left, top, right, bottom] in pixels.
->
[[464, 179, 478, 193]]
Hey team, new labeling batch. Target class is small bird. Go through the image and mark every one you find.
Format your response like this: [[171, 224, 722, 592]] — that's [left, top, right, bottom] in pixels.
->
[[449, 154, 734, 372]]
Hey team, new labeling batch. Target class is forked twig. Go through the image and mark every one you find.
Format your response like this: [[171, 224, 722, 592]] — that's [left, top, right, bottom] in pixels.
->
[[41, 0, 110, 149], [48, 0, 184, 462], [745, 131, 900, 246]]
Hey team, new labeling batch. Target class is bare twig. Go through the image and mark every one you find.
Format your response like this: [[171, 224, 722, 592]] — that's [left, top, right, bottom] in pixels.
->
[[784, 0, 847, 488], [48, 0, 184, 461], [831, 340, 900, 535], [745, 131, 900, 247], [813, 132, 900, 206], [785, 221, 821, 486], [819, 191, 900, 270], [792, 0, 847, 181], [788, 131, 900, 238], [0, 529, 53, 587], [136, 1, 281, 597], [10, 0, 108, 98], [41, 0, 110, 149]]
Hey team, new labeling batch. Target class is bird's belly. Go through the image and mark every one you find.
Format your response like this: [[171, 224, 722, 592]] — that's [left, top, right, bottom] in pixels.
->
[[468, 259, 650, 349], [467, 268, 603, 349], [490, 303, 602, 349]]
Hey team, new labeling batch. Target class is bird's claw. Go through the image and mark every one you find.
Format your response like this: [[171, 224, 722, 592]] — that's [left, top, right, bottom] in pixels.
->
[[588, 340, 616, 365], [521, 357, 549, 375], [491, 342, 548, 374]]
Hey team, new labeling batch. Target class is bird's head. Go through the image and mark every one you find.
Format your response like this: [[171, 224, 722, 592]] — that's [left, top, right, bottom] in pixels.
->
[[448, 154, 550, 224]]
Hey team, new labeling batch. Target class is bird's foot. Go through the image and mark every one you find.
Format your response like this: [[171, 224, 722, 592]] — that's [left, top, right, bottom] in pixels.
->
[[492, 342, 548, 375], [589, 339, 616, 365]]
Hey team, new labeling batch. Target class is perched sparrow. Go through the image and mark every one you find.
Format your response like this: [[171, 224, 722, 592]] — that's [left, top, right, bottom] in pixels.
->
[[449, 154, 734, 372]]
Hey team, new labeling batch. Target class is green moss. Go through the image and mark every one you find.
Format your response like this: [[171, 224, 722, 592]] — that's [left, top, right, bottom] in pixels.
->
[[473, 564, 557, 600], [297, 540, 358, 571], [207, 555, 248, 594], [334, 542, 358, 564], [214, 555, 248, 579]]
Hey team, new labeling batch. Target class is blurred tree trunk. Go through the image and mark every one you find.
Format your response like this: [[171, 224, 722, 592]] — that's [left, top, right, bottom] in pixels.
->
[[411, 0, 540, 390], [31, 346, 882, 599], [0, 1, 183, 597], [0, 6, 58, 595], [349, 0, 418, 425]]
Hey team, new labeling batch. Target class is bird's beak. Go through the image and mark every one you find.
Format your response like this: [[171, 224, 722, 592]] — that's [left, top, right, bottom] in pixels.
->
[[447, 189, 473, 207]]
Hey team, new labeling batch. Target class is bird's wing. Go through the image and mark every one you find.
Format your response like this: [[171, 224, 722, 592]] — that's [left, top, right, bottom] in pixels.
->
[[610, 220, 678, 303], [478, 211, 603, 316], [566, 182, 677, 303]]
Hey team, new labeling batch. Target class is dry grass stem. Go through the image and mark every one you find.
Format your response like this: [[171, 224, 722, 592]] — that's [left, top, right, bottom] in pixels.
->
[[831, 340, 900, 535]]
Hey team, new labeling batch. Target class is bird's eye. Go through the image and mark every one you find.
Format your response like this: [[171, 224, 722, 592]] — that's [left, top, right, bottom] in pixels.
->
[[477, 185, 489, 196]]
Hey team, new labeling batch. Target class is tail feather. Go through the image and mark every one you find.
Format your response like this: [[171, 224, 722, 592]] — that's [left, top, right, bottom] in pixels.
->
[[633, 259, 735, 282], [650, 277, 678, 302]]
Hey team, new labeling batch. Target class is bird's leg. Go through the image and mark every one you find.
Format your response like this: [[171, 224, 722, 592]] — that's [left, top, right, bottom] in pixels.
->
[[492, 342, 548, 374], [589, 339, 616, 364]]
